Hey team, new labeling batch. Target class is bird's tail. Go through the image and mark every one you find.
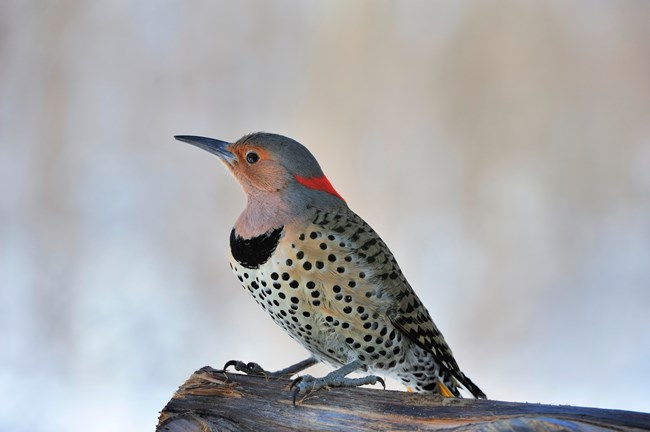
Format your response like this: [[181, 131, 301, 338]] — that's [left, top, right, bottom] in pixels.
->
[[453, 371, 486, 399]]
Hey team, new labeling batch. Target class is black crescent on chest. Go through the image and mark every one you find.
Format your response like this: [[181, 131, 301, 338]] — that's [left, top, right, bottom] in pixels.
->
[[230, 226, 284, 269]]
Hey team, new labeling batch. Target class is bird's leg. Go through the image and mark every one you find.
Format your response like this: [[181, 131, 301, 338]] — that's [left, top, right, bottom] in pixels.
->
[[290, 359, 385, 406], [269, 356, 319, 377], [223, 356, 318, 377]]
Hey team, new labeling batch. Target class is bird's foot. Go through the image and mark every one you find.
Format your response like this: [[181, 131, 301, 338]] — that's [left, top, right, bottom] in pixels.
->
[[223, 357, 318, 378], [290, 363, 385, 406]]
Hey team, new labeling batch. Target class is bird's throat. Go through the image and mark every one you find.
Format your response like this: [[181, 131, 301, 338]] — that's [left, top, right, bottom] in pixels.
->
[[233, 189, 292, 239]]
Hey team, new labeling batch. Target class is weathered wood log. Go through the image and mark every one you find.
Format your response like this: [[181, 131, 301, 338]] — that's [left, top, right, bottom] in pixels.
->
[[157, 366, 650, 431]]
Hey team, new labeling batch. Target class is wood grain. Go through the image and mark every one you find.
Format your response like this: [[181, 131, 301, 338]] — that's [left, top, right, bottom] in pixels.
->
[[157, 366, 650, 431]]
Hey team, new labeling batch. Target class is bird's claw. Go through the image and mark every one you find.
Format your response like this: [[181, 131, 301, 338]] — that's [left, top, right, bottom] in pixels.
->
[[289, 375, 306, 391], [290, 374, 313, 406], [223, 360, 267, 375]]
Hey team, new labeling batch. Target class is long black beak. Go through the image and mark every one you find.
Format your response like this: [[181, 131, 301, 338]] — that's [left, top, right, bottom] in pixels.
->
[[175, 135, 236, 164]]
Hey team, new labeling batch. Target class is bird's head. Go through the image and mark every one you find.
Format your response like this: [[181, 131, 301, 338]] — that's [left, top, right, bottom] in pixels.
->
[[176, 132, 345, 214]]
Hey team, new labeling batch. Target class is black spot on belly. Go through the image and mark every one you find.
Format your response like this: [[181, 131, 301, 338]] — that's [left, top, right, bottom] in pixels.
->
[[230, 227, 283, 269]]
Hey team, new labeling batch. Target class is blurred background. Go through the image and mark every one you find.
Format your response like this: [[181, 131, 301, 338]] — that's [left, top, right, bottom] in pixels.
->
[[2, 1, 650, 430]]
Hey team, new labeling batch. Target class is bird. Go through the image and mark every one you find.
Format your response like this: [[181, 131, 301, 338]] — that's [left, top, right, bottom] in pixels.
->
[[175, 132, 486, 404]]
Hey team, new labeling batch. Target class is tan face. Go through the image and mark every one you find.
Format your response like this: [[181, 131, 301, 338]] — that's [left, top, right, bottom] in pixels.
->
[[226, 142, 292, 194]]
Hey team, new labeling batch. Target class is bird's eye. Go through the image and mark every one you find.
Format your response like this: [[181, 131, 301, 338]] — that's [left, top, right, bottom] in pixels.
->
[[246, 151, 259, 164]]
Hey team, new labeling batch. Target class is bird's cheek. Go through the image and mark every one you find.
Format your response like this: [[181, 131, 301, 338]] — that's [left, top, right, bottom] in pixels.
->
[[249, 166, 291, 192], [229, 170, 255, 193]]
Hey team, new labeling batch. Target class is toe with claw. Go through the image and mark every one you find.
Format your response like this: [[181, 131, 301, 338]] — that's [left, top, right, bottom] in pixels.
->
[[223, 360, 267, 375], [290, 362, 386, 406]]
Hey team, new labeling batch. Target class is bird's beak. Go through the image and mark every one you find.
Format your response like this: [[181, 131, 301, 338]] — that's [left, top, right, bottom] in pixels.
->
[[175, 135, 236, 165]]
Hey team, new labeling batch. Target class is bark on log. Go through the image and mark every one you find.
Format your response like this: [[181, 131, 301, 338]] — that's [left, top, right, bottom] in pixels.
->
[[157, 366, 650, 431]]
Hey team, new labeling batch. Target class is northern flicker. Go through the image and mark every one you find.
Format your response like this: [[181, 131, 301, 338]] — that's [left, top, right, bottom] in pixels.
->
[[176, 133, 486, 404]]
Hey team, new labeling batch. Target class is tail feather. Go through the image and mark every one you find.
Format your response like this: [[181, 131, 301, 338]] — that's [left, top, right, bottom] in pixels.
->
[[453, 371, 486, 399]]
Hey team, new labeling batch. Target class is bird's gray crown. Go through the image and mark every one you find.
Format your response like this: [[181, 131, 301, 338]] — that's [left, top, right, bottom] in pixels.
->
[[238, 132, 325, 179]]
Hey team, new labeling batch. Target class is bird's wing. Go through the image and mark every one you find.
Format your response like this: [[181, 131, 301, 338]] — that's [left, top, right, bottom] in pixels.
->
[[311, 207, 485, 398]]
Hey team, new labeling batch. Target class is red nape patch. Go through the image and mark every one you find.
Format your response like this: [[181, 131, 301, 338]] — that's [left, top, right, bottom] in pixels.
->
[[294, 175, 345, 202]]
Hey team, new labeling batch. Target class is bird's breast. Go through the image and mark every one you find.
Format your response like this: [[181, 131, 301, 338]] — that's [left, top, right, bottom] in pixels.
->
[[227, 215, 405, 370]]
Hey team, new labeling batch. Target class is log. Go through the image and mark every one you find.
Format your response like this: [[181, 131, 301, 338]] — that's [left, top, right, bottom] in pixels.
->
[[157, 366, 650, 431]]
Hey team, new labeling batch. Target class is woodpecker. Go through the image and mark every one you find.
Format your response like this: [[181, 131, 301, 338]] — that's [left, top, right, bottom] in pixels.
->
[[176, 133, 485, 404]]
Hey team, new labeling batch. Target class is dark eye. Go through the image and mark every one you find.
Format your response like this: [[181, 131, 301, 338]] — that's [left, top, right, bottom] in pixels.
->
[[246, 151, 259, 164]]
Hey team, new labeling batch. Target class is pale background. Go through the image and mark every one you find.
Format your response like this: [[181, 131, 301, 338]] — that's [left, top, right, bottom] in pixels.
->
[[2, 1, 650, 431]]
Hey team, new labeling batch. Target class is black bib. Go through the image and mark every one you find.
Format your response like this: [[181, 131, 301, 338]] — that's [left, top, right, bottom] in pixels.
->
[[230, 226, 284, 269]]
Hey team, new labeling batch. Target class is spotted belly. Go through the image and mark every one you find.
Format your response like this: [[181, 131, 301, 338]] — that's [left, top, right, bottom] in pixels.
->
[[229, 258, 348, 366], [228, 226, 350, 365], [228, 220, 423, 386]]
